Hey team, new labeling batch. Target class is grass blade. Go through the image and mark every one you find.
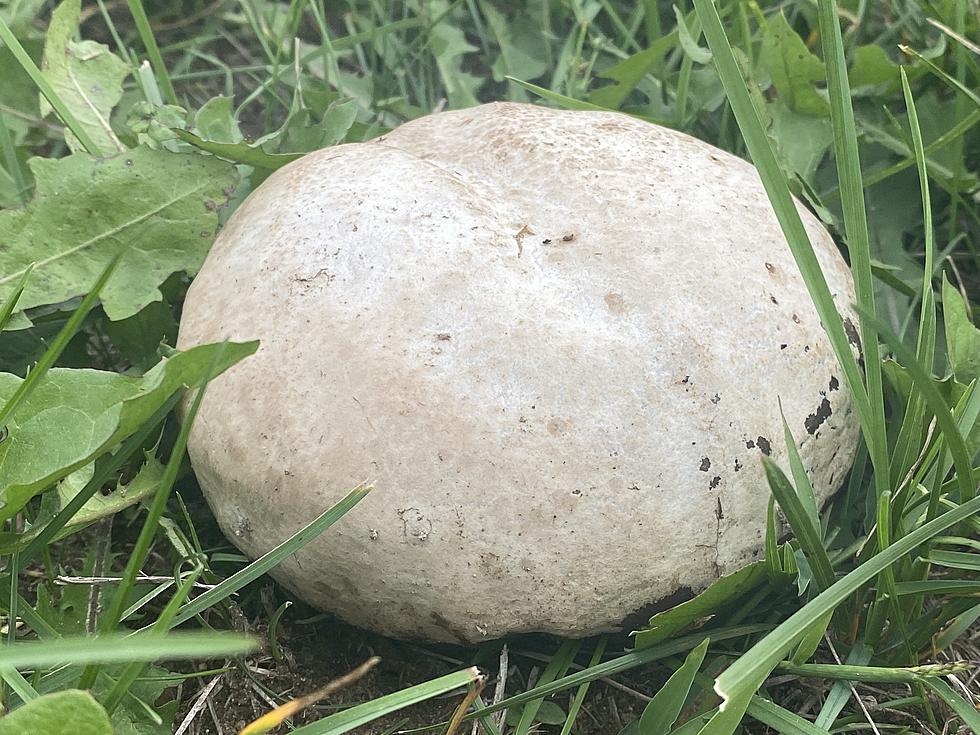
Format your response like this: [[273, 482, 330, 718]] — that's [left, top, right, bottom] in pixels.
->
[[813, 642, 873, 729], [889, 68, 938, 492], [1, 665, 38, 703], [762, 458, 835, 592], [124, 0, 177, 105], [468, 626, 768, 723], [638, 638, 709, 735], [0, 14, 100, 155], [0, 265, 33, 333], [690, 0, 874, 480], [102, 563, 204, 713], [699, 494, 980, 735], [856, 306, 975, 503], [558, 638, 606, 735], [921, 677, 980, 731], [744, 696, 833, 735], [778, 407, 820, 532], [289, 667, 483, 735], [814, 0, 887, 500], [0, 633, 256, 670], [925, 550, 980, 571], [99, 345, 226, 636], [512, 639, 579, 735]]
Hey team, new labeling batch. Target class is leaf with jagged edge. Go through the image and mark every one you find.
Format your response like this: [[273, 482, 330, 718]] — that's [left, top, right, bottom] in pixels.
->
[[0, 146, 238, 323], [39, 0, 130, 155], [761, 13, 829, 116]]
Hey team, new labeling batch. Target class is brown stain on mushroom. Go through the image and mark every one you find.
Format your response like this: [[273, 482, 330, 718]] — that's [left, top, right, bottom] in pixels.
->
[[604, 292, 627, 314], [546, 417, 573, 436]]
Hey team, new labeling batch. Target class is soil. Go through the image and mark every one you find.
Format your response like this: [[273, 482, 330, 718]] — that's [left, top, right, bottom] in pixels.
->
[[172, 602, 656, 735]]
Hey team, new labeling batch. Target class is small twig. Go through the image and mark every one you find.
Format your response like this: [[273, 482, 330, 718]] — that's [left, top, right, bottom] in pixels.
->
[[926, 17, 980, 56], [239, 657, 382, 735], [56, 574, 219, 589], [601, 677, 652, 703], [86, 517, 113, 635], [492, 645, 509, 732], [207, 694, 225, 735], [248, 679, 282, 710], [445, 673, 488, 735], [175, 674, 224, 735]]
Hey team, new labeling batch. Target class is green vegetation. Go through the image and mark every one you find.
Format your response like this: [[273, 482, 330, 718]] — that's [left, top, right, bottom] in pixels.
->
[[0, 0, 977, 733]]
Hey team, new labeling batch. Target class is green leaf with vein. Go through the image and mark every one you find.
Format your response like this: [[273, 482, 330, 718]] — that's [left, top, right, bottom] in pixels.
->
[[761, 13, 828, 116], [0, 146, 238, 322], [0, 341, 257, 520], [0, 456, 165, 554], [39, 0, 130, 155], [0, 690, 111, 735]]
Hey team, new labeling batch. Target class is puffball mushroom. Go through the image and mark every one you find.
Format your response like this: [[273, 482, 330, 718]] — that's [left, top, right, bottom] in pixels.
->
[[177, 102, 861, 643]]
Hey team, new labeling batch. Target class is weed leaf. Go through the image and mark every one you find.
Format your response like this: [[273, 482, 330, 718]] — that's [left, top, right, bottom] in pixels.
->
[[0, 690, 111, 735], [0, 341, 257, 519], [634, 562, 768, 647], [943, 276, 980, 385], [761, 13, 829, 116], [39, 0, 130, 155], [0, 146, 238, 321]]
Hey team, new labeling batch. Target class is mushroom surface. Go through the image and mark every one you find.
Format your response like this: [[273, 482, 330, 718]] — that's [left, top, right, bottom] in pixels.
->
[[177, 102, 860, 643]]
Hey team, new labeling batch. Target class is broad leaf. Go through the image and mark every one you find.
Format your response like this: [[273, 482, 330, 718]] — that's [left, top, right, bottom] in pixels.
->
[[0, 146, 238, 321], [589, 32, 678, 109], [429, 18, 482, 109], [0, 690, 111, 735], [0, 341, 258, 519], [39, 0, 130, 155], [761, 13, 829, 116], [0, 455, 165, 554], [943, 276, 980, 385], [848, 45, 900, 95], [769, 103, 833, 183]]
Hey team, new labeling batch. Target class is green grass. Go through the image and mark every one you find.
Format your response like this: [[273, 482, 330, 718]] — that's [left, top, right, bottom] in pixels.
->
[[0, 0, 977, 734]]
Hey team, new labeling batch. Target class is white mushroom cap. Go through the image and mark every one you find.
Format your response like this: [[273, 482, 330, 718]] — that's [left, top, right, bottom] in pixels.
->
[[178, 102, 860, 643]]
